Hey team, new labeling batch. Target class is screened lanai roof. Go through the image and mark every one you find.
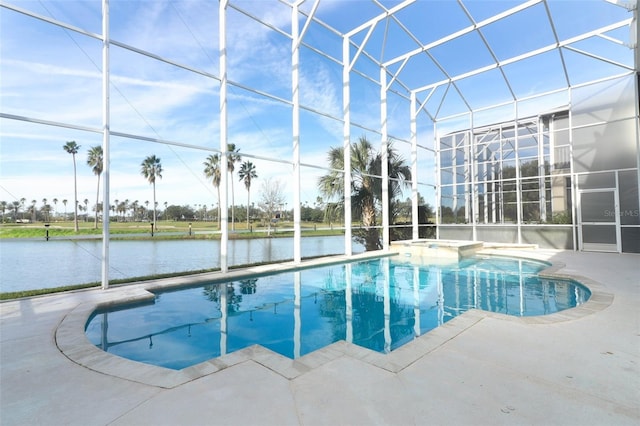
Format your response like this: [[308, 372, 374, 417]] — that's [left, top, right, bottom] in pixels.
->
[[0, 0, 637, 215], [291, 0, 637, 119], [1, 0, 636, 124]]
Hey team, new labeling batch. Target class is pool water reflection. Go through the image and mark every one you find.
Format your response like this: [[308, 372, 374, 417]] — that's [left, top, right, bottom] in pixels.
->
[[85, 256, 590, 370]]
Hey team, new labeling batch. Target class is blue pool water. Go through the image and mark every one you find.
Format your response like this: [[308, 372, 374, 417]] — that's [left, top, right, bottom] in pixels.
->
[[85, 256, 590, 370]]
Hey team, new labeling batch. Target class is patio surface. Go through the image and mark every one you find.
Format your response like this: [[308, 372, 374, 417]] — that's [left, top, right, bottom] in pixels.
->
[[1, 249, 639, 425]]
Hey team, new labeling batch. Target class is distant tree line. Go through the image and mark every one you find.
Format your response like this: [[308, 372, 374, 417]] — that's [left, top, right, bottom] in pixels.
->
[[2, 138, 434, 247]]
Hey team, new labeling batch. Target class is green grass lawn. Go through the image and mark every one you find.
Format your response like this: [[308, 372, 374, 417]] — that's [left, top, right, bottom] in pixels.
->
[[0, 220, 344, 239]]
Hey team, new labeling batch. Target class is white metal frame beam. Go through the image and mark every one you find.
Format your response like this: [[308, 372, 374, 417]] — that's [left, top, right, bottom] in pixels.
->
[[345, 0, 415, 39], [384, 0, 542, 68], [410, 19, 633, 105], [542, 0, 571, 87], [457, 0, 517, 101]]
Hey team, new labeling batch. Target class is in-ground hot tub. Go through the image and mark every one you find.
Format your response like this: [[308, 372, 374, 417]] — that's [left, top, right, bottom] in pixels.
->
[[390, 239, 484, 262]]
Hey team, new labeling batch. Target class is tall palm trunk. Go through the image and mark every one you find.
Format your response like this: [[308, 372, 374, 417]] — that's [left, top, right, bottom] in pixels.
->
[[361, 197, 380, 251], [73, 154, 79, 232], [216, 187, 221, 230], [230, 178, 235, 231], [94, 174, 100, 229], [152, 182, 157, 231], [246, 189, 250, 230]]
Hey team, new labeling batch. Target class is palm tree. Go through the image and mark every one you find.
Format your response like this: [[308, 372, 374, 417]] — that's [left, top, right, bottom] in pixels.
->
[[62, 199, 68, 220], [117, 201, 126, 222], [52, 198, 58, 220], [131, 200, 139, 221], [42, 198, 48, 222], [63, 140, 81, 231], [11, 201, 20, 222], [43, 203, 52, 222], [238, 160, 257, 229], [318, 136, 411, 251], [83, 199, 89, 222], [203, 154, 222, 229], [0, 201, 6, 223], [26, 204, 34, 222], [227, 143, 241, 231], [123, 199, 129, 221], [20, 198, 26, 220], [31, 200, 37, 222], [140, 155, 162, 231], [87, 145, 103, 229], [370, 143, 412, 242]]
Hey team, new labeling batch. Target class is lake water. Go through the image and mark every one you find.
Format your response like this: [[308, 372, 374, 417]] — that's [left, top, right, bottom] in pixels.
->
[[0, 236, 363, 292]]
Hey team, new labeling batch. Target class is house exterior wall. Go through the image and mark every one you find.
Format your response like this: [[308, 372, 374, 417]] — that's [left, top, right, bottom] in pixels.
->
[[436, 74, 639, 253]]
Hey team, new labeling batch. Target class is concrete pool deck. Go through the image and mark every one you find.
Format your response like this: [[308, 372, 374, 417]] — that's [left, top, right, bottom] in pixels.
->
[[1, 249, 638, 425]]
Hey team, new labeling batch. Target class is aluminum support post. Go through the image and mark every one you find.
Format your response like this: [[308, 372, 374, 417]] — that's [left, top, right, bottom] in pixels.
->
[[343, 36, 353, 255], [219, 0, 229, 272], [101, 0, 110, 289], [381, 68, 390, 250], [514, 104, 523, 244], [434, 121, 441, 239], [292, 3, 302, 263], [410, 92, 419, 240]]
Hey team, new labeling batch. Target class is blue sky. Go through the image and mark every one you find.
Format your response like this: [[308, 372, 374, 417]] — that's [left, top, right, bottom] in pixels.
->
[[0, 0, 635, 215]]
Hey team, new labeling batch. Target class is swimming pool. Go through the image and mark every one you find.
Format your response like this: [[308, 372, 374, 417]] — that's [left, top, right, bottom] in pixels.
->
[[85, 255, 590, 370]]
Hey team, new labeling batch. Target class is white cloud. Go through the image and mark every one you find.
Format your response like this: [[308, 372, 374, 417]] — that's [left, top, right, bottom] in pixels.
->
[[300, 64, 341, 118], [3, 58, 100, 80]]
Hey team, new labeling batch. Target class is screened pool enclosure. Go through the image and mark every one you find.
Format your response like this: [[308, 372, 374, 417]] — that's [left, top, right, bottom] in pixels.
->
[[1, 0, 638, 289]]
